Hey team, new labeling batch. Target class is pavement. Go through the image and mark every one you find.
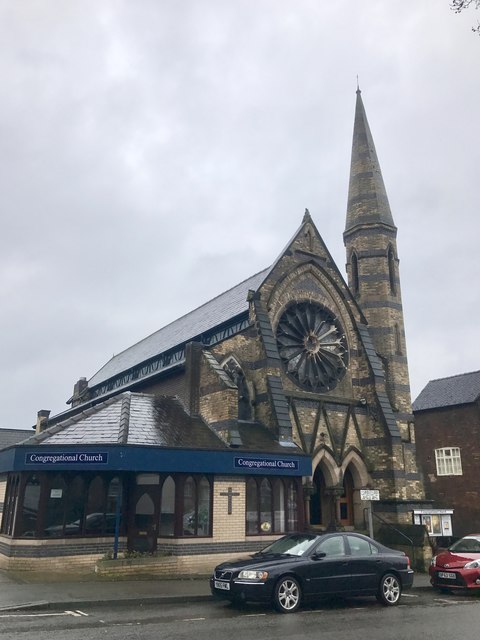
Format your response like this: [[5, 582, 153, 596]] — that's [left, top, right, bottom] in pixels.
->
[[0, 569, 433, 612]]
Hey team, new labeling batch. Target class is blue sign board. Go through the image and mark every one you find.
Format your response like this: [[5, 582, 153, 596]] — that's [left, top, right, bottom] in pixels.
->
[[234, 457, 299, 471], [25, 452, 109, 465], [0, 446, 310, 476]]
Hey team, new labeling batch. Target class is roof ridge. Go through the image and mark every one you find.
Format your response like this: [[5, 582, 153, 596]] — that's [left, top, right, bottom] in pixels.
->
[[426, 369, 480, 385]]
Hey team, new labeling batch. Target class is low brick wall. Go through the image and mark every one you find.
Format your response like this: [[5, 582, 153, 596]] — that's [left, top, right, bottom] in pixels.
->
[[95, 551, 251, 577]]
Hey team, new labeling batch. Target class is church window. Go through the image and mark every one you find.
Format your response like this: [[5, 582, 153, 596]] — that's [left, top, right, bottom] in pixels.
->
[[181, 475, 211, 536], [105, 477, 122, 534], [276, 301, 348, 393], [273, 480, 285, 532], [159, 476, 175, 536], [64, 475, 85, 535], [287, 481, 299, 531], [223, 357, 253, 421], [246, 477, 300, 535], [85, 476, 106, 534], [259, 478, 273, 532], [10, 472, 126, 539], [351, 251, 359, 295], [395, 324, 403, 355], [2, 474, 21, 536], [435, 448, 462, 476], [43, 474, 67, 537], [388, 245, 397, 295], [246, 478, 259, 534]]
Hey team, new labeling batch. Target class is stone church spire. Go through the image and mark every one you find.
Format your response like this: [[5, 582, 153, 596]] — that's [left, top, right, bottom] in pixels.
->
[[344, 88, 413, 421], [345, 88, 395, 233]]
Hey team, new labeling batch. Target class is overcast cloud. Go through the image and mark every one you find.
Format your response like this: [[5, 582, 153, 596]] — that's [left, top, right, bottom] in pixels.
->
[[1, 1, 479, 429]]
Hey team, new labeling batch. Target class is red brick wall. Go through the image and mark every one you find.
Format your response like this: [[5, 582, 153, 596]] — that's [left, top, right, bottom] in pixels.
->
[[415, 402, 480, 538]]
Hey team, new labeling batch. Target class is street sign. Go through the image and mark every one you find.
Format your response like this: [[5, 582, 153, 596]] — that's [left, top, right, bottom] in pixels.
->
[[360, 489, 380, 501]]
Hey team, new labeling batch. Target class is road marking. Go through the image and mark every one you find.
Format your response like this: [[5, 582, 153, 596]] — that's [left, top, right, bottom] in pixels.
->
[[182, 617, 206, 621], [244, 613, 267, 617], [0, 612, 76, 618], [401, 593, 418, 598], [75, 610, 89, 616], [434, 598, 468, 605]]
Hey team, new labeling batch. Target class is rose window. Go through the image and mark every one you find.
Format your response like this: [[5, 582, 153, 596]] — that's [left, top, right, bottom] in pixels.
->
[[276, 302, 348, 392]]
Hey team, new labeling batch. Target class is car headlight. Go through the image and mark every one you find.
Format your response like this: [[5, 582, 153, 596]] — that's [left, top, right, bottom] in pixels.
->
[[464, 560, 480, 569], [238, 570, 269, 580]]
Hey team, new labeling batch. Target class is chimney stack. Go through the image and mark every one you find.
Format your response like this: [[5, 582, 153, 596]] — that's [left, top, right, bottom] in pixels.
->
[[36, 409, 51, 433]]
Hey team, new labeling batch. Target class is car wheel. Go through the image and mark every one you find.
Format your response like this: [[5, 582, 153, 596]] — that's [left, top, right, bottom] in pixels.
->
[[273, 576, 302, 613], [376, 573, 401, 606]]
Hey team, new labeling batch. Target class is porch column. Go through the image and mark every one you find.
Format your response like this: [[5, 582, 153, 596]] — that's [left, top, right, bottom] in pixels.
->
[[325, 485, 344, 531]]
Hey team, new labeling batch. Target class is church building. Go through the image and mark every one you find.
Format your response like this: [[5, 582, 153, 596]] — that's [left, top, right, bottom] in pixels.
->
[[0, 90, 428, 573]]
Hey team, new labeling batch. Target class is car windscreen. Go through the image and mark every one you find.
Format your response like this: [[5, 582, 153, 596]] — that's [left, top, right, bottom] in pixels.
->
[[449, 536, 480, 553], [258, 534, 319, 556]]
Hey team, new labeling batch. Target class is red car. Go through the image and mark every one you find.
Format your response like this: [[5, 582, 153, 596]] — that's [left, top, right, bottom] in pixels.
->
[[430, 534, 480, 591]]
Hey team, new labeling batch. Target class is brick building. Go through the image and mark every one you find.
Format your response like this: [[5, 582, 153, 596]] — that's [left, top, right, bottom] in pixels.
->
[[413, 370, 480, 541], [0, 89, 430, 573]]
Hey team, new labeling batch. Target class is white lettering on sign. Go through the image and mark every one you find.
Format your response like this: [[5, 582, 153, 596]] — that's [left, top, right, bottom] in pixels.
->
[[360, 489, 380, 501]]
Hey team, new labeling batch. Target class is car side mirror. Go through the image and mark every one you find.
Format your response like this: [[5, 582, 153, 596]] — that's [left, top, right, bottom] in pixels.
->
[[312, 551, 326, 560]]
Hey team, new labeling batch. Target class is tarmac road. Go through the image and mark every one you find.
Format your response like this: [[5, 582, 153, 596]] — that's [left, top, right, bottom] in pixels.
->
[[1, 588, 480, 640]]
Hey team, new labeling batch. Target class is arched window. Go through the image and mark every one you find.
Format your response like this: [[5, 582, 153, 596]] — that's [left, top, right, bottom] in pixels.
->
[[351, 251, 359, 295], [159, 476, 175, 536], [287, 481, 298, 531], [43, 474, 67, 537], [246, 479, 258, 534], [388, 245, 397, 295], [273, 480, 285, 533], [19, 475, 39, 537], [64, 475, 85, 535], [183, 476, 196, 535], [135, 492, 155, 529], [197, 476, 211, 536], [3, 475, 21, 536], [182, 475, 211, 536], [106, 477, 122, 534], [85, 475, 106, 534], [259, 479, 273, 533], [223, 358, 253, 421], [246, 477, 300, 535]]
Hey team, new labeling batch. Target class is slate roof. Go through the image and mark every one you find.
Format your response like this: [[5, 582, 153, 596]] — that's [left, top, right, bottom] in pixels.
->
[[14, 392, 297, 454], [88, 268, 269, 390], [0, 428, 33, 451], [413, 370, 480, 412]]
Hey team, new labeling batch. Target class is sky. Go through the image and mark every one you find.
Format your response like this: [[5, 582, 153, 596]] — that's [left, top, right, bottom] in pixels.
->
[[1, 1, 479, 430]]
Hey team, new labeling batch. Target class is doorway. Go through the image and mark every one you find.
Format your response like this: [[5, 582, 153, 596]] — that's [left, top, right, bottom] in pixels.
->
[[128, 475, 161, 553]]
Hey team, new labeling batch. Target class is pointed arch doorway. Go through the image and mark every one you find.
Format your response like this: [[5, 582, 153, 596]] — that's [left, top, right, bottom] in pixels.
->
[[128, 474, 161, 553]]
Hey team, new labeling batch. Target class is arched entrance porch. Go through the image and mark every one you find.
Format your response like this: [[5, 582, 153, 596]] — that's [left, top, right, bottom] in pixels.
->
[[308, 451, 370, 531]]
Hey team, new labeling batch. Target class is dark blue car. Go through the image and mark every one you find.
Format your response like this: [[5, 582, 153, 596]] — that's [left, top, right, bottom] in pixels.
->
[[210, 532, 414, 613]]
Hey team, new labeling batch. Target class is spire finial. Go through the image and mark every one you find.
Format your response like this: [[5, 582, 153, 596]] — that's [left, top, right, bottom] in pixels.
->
[[303, 208, 312, 223], [356, 75, 361, 94]]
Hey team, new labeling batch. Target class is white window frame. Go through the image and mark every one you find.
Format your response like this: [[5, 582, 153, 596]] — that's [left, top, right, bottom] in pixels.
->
[[435, 447, 463, 476]]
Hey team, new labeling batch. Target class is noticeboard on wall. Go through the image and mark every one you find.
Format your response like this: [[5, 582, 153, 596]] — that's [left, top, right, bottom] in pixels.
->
[[413, 510, 453, 537]]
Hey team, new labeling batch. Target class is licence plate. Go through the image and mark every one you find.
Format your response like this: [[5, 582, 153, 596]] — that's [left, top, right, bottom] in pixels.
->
[[214, 580, 230, 591], [438, 571, 456, 580]]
